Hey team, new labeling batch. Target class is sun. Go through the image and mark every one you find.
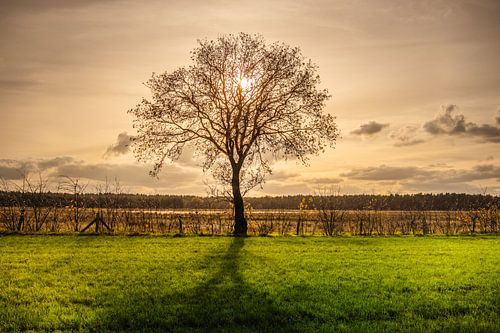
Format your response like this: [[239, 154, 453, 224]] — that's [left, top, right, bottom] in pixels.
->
[[240, 77, 249, 89], [239, 77, 255, 89]]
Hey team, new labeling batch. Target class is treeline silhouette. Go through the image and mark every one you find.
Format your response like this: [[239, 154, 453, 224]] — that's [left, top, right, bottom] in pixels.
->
[[0, 191, 497, 210]]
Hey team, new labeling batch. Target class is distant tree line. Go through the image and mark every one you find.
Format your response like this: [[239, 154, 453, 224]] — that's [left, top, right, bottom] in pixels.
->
[[0, 191, 497, 211]]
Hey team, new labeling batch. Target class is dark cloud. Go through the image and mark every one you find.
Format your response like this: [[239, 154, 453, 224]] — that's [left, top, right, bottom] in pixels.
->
[[268, 170, 300, 181], [104, 132, 133, 157], [401, 181, 479, 194], [54, 161, 196, 187], [423, 104, 500, 142], [351, 121, 389, 136], [307, 177, 344, 184], [341, 164, 500, 184], [423, 104, 465, 134], [428, 162, 452, 168], [401, 164, 500, 193], [0, 0, 121, 17], [390, 105, 500, 147], [0, 79, 41, 91], [450, 164, 500, 183], [467, 124, 500, 142], [340, 165, 425, 181], [0, 157, 78, 180], [0, 159, 36, 179], [389, 125, 425, 147], [0, 159, 20, 165], [0, 156, 200, 189], [37, 156, 75, 170], [0, 165, 25, 180]]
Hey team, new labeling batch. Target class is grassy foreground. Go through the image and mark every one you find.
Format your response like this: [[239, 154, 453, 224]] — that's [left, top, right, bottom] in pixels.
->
[[0, 236, 498, 332]]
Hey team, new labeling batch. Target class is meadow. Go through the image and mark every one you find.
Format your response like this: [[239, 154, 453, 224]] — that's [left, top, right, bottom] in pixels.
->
[[1, 235, 499, 332]]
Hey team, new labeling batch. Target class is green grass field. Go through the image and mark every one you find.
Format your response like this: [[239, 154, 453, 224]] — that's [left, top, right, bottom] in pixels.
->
[[0, 235, 499, 332]]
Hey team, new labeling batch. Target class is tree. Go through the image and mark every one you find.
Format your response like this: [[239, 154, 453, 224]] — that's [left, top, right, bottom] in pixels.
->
[[60, 176, 88, 232], [130, 33, 339, 236]]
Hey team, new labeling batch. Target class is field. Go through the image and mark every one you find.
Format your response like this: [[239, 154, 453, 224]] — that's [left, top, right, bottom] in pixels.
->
[[1, 235, 499, 332]]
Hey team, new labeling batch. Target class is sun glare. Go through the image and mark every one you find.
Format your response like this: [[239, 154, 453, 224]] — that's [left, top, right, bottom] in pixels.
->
[[239, 77, 253, 89], [240, 78, 249, 89]]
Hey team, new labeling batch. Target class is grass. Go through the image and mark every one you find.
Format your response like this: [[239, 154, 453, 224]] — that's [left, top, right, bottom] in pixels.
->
[[0, 235, 499, 332]]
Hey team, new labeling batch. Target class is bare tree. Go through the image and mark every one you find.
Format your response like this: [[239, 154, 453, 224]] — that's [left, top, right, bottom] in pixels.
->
[[130, 33, 338, 235], [314, 187, 345, 236], [25, 173, 53, 232], [0, 177, 26, 231], [1, 172, 31, 232], [60, 176, 88, 232]]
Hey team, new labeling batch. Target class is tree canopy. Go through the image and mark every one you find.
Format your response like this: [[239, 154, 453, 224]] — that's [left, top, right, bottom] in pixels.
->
[[129, 33, 338, 235]]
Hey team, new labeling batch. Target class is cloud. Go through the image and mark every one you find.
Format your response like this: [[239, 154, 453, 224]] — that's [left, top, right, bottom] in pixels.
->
[[351, 121, 389, 136], [467, 124, 500, 142], [268, 170, 300, 181], [341, 164, 500, 184], [423, 104, 465, 134], [176, 145, 199, 167], [104, 132, 133, 157], [254, 172, 343, 195], [0, 159, 36, 179], [258, 163, 500, 195], [423, 104, 500, 142], [0, 156, 201, 191], [255, 182, 312, 195], [0, 165, 25, 180], [340, 165, 426, 181], [0, 0, 121, 16], [449, 164, 500, 183], [401, 164, 500, 193], [53, 161, 197, 187], [389, 125, 425, 147], [0, 79, 42, 92], [0, 157, 78, 180], [37, 156, 75, 169], [306, 177, 344, 184], [388, 105, 500, 147]]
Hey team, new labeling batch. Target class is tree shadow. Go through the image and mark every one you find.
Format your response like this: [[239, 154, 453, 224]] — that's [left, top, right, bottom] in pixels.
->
[[91, 237, 305, 332]]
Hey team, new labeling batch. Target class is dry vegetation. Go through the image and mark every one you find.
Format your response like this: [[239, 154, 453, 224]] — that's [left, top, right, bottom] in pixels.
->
[[1, 205, 498, 236], [1, 176, 497, 236]]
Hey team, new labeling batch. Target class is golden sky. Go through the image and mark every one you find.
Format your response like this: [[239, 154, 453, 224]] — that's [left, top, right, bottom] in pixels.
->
[[0, 0, 499, 195]]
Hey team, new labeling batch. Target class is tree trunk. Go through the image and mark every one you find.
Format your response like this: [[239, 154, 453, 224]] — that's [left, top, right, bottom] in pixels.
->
[[232, 167, 247, 236]]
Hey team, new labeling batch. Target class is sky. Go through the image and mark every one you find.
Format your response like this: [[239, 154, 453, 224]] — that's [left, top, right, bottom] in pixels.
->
[[0, 0, 499, 195]]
